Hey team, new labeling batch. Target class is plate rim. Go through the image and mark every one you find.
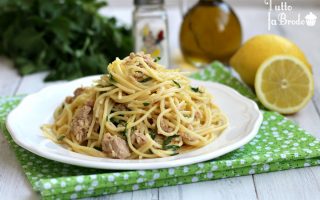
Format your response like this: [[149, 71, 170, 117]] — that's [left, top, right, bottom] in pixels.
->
[[6, 76, 263, 170]]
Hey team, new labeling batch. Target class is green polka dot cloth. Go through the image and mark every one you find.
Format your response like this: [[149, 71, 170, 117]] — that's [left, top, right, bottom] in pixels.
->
[[0, 62, 320, 200]]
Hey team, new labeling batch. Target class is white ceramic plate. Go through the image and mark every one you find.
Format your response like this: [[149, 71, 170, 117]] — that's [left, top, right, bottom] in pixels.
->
[[6, 76, 262, 170]]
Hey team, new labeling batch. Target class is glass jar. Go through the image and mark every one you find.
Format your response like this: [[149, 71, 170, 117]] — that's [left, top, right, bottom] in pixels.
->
[[133, 0, 170, 67], [179, 0, 242, 67]]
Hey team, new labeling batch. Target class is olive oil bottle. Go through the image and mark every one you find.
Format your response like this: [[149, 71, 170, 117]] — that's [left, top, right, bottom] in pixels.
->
[[180, 0, 242, 67]]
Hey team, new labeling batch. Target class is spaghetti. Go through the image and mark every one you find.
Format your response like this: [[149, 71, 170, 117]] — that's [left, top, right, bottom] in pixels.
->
[[41, 52, 228, 159]]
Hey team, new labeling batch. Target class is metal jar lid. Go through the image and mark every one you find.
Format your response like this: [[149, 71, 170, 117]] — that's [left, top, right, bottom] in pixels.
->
[[134, 0, 164, 5]]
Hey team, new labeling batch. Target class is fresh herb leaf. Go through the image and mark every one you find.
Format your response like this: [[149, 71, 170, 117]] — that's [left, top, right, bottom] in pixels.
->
[[190, 86, 199, 92], [190, 86, 203, 93], [0, 0, 133, 81], [139, 77, 152, 83], [171, 152, 179, 156], [148, 128, 156, 140], [94, 146, 102, 151], [109, 117, 115, 123], [143, 102, 150, 106], [183, 114, 190, 118], [154, 56, 161, 62], [163, 135, 179, 147], [172, 80, 181, 88], [163, 145, 180, 151], [110, 117, 124, 126], [121, 123, 128, 138], [57, 135, 65, 141]]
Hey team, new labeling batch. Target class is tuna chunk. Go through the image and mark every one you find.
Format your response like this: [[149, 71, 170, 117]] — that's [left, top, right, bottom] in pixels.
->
[[180, 131, 198, 143], [65, 96, 74, 104], [102, 133, 131, 159], [74, 87, 85, 96], [131, 130, 147, 147], [133, 71, 146, 82], [126, 52, 157, 69], [113, 103, 128, 111], [65, 87, 86, 104], [159, 119, 174, 133], [179, 125, 198, 143], [195, 111, 202, 120], [70, 105, 93, 143]]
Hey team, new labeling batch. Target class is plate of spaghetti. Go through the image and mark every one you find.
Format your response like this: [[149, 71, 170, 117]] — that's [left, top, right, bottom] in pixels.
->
[[6, 52, 262, 170]]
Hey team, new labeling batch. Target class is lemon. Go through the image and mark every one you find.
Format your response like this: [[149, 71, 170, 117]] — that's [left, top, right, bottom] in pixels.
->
[[255, 55, 314, 114], [230, 34, 311, 87]]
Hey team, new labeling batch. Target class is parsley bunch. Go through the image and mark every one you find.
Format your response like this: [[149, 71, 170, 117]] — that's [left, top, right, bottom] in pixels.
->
[[0, 0, 133, 81]]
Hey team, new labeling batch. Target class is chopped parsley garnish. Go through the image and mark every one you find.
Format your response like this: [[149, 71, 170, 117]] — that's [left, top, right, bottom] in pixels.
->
[[143, 102, 150, 106], [172, 80, 181, 88], [190, 86, 203, 93], [154, 56, 161, 62], [163, 135, 179, 147], [57, 135, 65, 141], [94, 146, 102, 151], [140, 77, 152, 82], [163, 145, 180, 151], [190, 86, 199, 92], [110, 117, 125, 126], [121, 123, 129, 138], [148, 128, 156, 140]]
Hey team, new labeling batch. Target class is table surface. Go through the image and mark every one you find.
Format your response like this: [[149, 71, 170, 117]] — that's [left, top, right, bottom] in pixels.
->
[[1, 5, 320, 200]]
